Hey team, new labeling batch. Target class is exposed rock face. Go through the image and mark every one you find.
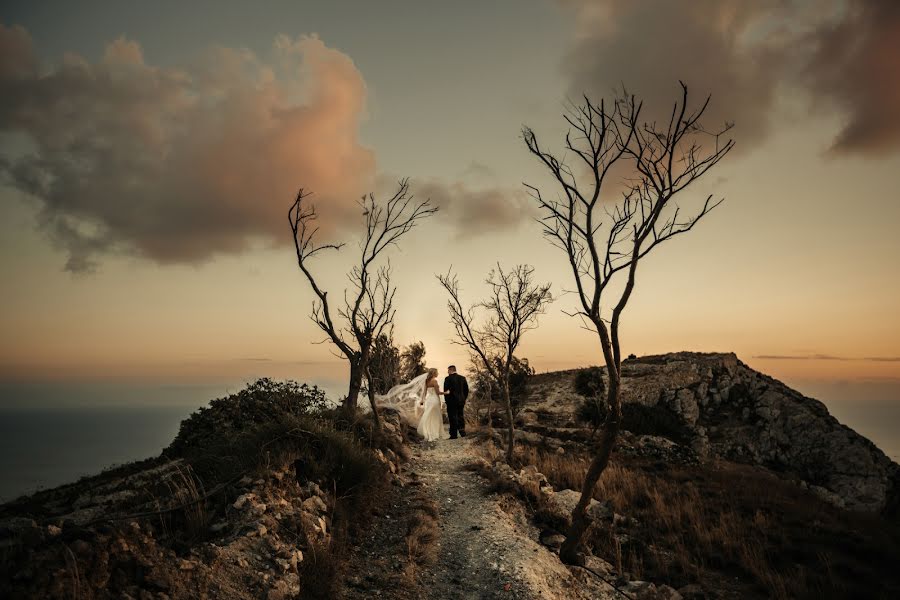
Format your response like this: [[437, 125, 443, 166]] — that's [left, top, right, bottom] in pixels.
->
[[0, 401, 408, 600], [524, 352, 900, 514]]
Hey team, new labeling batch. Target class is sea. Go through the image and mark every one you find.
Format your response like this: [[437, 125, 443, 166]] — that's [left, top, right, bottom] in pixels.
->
[[1, 380, 898, 503]]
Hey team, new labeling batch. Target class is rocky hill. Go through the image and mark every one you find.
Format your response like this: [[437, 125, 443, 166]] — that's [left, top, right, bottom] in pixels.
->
[[521, 352, 900, 515], [2, 358, 899, 599], [0, 380, 412, 600]]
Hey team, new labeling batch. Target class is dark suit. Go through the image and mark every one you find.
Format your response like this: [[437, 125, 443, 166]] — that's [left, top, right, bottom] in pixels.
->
[[443, 372, 469, 438]]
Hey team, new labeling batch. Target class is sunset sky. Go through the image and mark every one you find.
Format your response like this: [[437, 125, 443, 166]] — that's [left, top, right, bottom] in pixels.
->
[[1, 0, 899, 406]]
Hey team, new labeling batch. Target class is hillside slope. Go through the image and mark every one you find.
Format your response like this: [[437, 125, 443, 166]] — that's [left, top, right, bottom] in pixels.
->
[[522, 352, 900, 514]]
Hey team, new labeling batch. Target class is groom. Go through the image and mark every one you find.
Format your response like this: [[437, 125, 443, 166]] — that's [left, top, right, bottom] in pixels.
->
[[443, 365, 469, 439]]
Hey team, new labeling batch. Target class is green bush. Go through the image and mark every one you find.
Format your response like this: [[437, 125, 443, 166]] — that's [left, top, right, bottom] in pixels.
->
[[573, 366, 605, 398], [574, 367, 607, 430], [576, 396, 607, 429], [472, 355, 534, 416], [620, 403, 690, 443], [165, 378, 327, 457]]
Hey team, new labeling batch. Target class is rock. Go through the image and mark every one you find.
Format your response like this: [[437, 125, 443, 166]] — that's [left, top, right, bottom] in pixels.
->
[[552, 489, 612, 521], [267, 572, 300, 600], [622, 580, 682, 599], [302, 482, 323, 498], [672, 388, 700, 426], [301, 496, 327, 514], [178, 559, 195, 571], [527, 353, 900, 513], [46, 524, 62, 537], [233, 493, 255, 510], [276, 558, 291, 572], [209, 522, 229, 533], [583, 555, 615, 577], [539, 529, 565, 550]]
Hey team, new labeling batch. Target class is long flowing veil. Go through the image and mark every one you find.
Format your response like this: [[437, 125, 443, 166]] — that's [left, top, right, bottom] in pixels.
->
[[373, 372, 429, 425]]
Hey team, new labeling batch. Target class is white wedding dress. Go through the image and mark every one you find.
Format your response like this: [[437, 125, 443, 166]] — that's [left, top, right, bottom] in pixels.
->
[[417, 386, 445, 442], [373, 373, 446, 441]]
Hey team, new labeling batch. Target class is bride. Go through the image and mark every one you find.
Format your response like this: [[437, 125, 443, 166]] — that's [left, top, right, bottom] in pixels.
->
[[374, 368, 447, 441], [416, 368, 447, 441]]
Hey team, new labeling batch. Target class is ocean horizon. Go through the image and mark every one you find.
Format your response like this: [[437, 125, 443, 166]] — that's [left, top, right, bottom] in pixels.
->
[[1, 380, 898, 503]]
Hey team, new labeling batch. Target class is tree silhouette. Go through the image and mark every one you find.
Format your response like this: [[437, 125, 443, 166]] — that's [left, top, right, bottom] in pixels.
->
[[438, 264, 552, 462], [289, 178, 437, 427], [523, 83, 733, 563]]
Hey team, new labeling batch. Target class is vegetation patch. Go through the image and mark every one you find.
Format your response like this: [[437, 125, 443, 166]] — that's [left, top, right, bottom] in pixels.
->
[[473, 436, 900, 599]]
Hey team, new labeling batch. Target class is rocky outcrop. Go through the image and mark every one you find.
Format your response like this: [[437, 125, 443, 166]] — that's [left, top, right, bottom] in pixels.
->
[[0, 393, 409, 600], [523, 353, 900, 514]]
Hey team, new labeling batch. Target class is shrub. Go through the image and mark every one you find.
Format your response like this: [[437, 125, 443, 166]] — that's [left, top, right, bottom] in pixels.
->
[[576, 397, 607, 431], [574, 367, 607, 432], [573, 366, 605, 398], [620, 403, 690, 443], [165, 378, 327, 457], [399, 341, 427, 383], [368, 334, 401, 394], [472, 355, 534, 416]]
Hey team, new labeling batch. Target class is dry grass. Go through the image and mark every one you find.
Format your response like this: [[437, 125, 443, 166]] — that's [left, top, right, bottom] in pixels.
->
[[63, 545, 88, 600], [161, 463, 208, 539], [474, 438, 900, 599], [405, 497, 440, 567]]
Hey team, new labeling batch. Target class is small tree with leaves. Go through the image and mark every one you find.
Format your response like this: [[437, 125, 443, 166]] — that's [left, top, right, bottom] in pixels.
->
[[399, 341, 428, 383], [474, 355, 534, 419], [523, 83, 733, 563], [289, 179, 437, 428], [438, 264, 552, 462], [368, 333, 401, 395]]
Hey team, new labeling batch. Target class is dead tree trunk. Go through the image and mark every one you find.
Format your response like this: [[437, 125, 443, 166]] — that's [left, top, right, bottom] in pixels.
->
[[437, 265, 552, 465], [523, 83, 734, 563], [364, 363, 382, 431], [560, 348, 620, 563], [346, 357, 364, 410], [289, 179, 436, 418], [502, 379, 515, 463]]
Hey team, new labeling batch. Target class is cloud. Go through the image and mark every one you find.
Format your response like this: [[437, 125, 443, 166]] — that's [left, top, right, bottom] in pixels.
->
[[754, 354, 846, 361], [416, 179, 538, 237], [801, 0, 900, 154], [559, 0, 786, 150], [559, 0, 900, 155], [0, 24, 375, 272], [754, 354, 900, 362]]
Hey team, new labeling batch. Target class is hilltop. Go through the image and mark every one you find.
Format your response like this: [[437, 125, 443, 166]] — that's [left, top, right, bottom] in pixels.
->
[[521, 352, 899, 515], [1, 355, 899, 599]]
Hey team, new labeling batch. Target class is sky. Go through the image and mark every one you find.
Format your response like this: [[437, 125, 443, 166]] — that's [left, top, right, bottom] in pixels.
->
[[1, 0, 899, 407]]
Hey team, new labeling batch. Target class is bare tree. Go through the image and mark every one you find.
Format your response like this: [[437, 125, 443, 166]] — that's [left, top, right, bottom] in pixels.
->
[[523, 82, 734, 564], [437, 265, 552, 462], [289, 178, 437, 427]]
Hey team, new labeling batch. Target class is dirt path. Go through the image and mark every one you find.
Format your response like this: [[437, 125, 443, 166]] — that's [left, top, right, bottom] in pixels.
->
[[340, 434, 617, 599], [411, 437, 615, 600]]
